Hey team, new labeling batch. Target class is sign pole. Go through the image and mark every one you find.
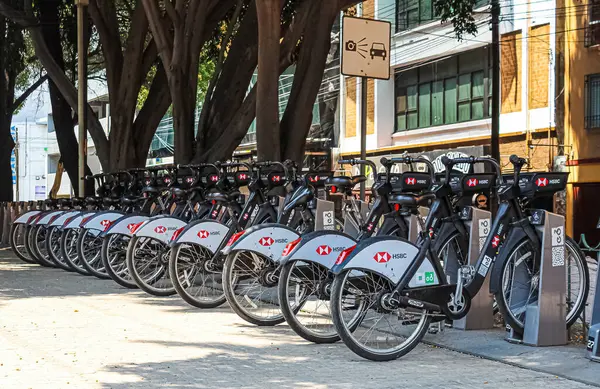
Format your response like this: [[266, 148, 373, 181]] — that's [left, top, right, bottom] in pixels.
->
[[360, 77, 367, 200]]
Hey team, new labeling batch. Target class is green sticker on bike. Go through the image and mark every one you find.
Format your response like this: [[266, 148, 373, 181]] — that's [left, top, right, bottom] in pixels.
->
[[425, 272, 435, 284]]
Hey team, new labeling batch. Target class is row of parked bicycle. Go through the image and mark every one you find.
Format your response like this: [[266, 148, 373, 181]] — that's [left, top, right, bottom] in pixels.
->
[[8, 155, 589, 361]]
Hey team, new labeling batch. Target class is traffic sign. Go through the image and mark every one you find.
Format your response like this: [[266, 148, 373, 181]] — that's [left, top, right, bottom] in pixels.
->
[[341, 16, 391, 80]]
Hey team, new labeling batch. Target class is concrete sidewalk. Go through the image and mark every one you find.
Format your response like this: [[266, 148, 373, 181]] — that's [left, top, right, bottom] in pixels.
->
[[0, 248, 598, 389]]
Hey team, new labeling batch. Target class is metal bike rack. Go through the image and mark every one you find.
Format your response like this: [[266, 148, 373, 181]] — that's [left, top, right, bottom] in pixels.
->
[[453, 206, 494, 330], [505, 210, 567, 346], [408, 207, 429, 243], [315, 198, 336, 231], [588, 266, 600, 361], [342, 200, 369, 238]]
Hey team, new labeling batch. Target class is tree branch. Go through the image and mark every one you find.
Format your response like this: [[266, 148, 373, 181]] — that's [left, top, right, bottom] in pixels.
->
[[11, 74, 48, 111]]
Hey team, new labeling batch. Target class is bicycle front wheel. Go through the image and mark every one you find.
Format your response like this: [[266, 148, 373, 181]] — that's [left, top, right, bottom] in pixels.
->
[[223, 250, 285, 326], [170, 243, 226, 308], [278, 259, 339, 343], [331, 269, 432, 361], [495, 236, 589, 332], [126, 236, 176, 296]]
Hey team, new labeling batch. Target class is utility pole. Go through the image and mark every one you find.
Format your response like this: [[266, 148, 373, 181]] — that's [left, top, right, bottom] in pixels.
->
[[360, 77, 367, 200], [491, 0, 500, 162], [76, 0, 88, 197]]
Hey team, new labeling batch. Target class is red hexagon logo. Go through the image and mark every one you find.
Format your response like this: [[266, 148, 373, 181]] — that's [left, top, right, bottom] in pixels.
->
[[467, 178, 479, 187], [198, 230, 209, 239], [154, 226, 167, 234], [492, 235, 500, 248], [405, 177, 416, 185], [316, 245, 332, 255], [536, 177, 548, 187], [259, 237, 274, 246], [374, 252, 391, 263]]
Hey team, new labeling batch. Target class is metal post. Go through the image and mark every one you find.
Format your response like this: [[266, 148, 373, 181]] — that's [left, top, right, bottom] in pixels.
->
[[491, 0, 500, 162], [76, 0, 89, 197], [360, 77, 367, 200]]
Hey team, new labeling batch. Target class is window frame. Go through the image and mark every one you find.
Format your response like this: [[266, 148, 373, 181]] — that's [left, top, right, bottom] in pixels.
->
[[585, 73, 600, 130], [394, 49, 491, 133]]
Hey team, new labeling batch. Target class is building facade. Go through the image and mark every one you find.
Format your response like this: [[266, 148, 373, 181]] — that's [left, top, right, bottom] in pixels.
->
[[560, 0, 600, 242], [339, 0, 569, 218]]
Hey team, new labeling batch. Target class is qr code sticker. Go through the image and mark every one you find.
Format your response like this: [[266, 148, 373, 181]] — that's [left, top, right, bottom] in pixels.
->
[[552, 246, 565, 267]]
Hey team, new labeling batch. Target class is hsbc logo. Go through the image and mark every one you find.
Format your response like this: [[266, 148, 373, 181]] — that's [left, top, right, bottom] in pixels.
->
[[549, 179, 561, 184], [100, 220, 111, 227], [271, 176, 281, 182], [259, 237, 275, 246], [492, 235, 500, 248], [210, 175, 219, 182], [127, 223, 137, 232], [198, 230, 209, 239], [374, 252, 392, 263], [405, 177, 416, 185], [536, 178, 548, 187], [154, 226, 167, 234], [467, 178, 479, 187], [316, 245, 332, 255]]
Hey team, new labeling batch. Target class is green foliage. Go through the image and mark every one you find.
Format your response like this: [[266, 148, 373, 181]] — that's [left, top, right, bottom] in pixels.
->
[[434, 0, 479, 41]]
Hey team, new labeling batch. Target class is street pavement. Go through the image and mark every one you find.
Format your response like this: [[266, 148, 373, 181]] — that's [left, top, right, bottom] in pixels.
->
[[0, 248, 596, 389]]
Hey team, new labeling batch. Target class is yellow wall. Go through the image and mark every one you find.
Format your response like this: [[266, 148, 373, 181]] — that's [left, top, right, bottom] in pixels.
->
[[561, 0, 600, 234]]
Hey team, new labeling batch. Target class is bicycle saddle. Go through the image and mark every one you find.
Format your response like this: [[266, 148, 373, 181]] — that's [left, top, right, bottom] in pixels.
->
[[121, 196, 139, 206], [205, 191, 241, 203], [389, 193, 435, 208], [325, 175, 366, 192]]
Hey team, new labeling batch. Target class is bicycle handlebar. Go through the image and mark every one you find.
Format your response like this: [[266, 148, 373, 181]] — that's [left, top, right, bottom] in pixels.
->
[[380, 156, 436, 182], [338, 159, 377, 173], [440, 155, 503, 184]]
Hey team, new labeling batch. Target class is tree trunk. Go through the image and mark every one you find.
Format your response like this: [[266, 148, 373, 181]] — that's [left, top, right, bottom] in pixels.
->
[[40, 0, 94, 196], [280, 0, 339, 164], [0, 120, 14, 202], [255, 0, 281, 161]]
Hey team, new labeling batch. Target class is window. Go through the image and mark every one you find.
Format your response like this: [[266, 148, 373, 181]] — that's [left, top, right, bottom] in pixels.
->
[[48, 155, 60, 174], [585, 74, 600, 129], [586, 0, 600, 47], [394, 48, 491, 132], [396, 0, 489, 33]]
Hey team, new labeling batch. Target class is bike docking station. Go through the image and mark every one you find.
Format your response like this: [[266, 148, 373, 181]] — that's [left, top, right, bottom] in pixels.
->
[[342, 200, 369, 238], [505, 210, 568, 346], [587, 254, 600, 361], [314, 198, 336, 231], [452, 206, 494, 330]]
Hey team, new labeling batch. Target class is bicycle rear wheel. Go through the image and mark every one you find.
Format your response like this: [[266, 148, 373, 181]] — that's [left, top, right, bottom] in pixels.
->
[[495, 236, 589, 332]]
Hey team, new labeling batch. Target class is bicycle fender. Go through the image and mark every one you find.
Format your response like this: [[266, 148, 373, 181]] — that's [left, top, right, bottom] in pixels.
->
[[132, 215, 187, 244], [221, 223, 300, 262], [13, 210, 42, 224], [26, 212, 47, 226], [50, 211, 81, 227], [331, 236, 440, 286], [170, 219, 229, 253], [79, 211, 126, 232], [280, 230, 357, 269], [36, 211, 66, 226], [102, 214, 149, 237], [63, 211, 97, 230], [488, 227, 528, 294]]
